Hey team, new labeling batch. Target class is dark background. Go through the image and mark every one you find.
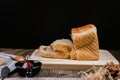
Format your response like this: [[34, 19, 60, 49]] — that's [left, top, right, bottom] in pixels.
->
[[0, 1, 120, 49]]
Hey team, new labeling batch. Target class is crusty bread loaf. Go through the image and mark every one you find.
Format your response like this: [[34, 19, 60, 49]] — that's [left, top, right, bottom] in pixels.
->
[[38, 24, 99, 60], [38, 45, 70, 59], [70, 24, 99, 60], [50, 39, 73, 53]]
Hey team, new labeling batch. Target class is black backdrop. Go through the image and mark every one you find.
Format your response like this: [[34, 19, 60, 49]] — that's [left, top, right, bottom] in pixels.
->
[[0, 1, 120, 49]]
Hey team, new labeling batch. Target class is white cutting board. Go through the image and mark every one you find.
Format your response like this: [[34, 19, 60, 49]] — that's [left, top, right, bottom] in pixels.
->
[[30, 49, 119, 70]]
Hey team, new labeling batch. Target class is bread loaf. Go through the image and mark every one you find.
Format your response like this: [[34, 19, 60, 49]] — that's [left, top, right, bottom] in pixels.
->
[[71, 24, 99, 60], [38, 24, 99, 60]]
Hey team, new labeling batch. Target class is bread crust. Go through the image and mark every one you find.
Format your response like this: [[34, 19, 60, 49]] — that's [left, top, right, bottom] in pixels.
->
[[71, 24, 98, 49], [75, 39, 99, 60], [71, 24, 99, 60], [72, 24, 96, 33], [70, 48, 76, 60]]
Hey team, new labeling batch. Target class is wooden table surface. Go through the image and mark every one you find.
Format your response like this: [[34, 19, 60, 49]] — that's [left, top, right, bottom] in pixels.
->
[[0, 48, 120, 79]]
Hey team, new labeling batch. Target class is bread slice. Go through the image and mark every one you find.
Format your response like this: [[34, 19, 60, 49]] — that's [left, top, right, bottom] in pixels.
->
[[70, 48, 76, 60], [38, 45, 70, 59], [50, 39, 73, 53], [71, 24, 99, 60]]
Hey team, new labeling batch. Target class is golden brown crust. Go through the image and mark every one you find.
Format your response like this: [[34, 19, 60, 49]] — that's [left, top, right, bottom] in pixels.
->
[[72, 32, 96, 49], [71, 24, 98, 49], [75, 40, 99, 60], [72, 24, 96, 33], [76, 50, 99, 60], [70, 49, 76, 60], [71, 24, 99, 60]]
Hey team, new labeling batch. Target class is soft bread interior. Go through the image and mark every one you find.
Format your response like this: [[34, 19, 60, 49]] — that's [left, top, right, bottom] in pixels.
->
[[38, 45, 70, 59], [50, 39, 73, 53]]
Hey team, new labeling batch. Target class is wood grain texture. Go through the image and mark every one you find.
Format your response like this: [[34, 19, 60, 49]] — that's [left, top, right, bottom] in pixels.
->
[[5, 77, 82, 80]]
